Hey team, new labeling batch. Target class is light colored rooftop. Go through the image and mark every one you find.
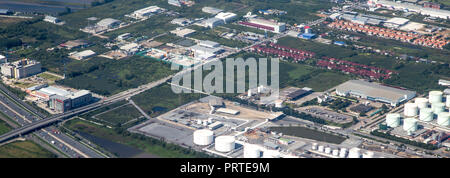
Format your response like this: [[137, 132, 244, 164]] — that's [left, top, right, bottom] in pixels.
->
[[336, 80, 416, 102]]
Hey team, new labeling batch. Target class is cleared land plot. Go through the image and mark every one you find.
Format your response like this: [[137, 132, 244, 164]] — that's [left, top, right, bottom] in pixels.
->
[[137, 122, 194, 147], [0, 140, 56, 158], [94, 103, 143, 126]]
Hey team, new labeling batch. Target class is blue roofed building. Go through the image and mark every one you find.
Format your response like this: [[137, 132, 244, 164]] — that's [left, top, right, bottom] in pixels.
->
[[300, 33, 316, 40], [334, 41, 346, 46]]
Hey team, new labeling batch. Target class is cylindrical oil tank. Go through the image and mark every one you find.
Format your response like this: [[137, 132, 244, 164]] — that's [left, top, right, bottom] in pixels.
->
[[348, 148, 361, 158], [386, 113, 401, 128], [363, 151, 375, 158], [339, 148, 348, 158], [193, 129, 214, 146], [429, 91, 443, 104], [446, 95, 450, 108], [404, 103, 418, 117], [332, 149, 339, 156], [318, 145, 325, 152], [311, 143, 318, 150], [208, 118, 213, 124], [325, 147, 332, 154], [196, 119, 202, 125], [215, 136, 235, 152], [243, 144, 261, 158], [437, 112, 450, 127], [415, 98, 429, 109], [419, 108, 433, 122], [432, 102, 445, 114], [403, 118, 418, 132]]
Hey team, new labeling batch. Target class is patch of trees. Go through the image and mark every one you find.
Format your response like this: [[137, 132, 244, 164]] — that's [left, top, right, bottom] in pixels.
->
[[371, 130, 438, 150]]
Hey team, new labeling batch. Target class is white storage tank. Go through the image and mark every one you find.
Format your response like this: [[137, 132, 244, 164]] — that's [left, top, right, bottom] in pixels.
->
[[429, 91, 443, 104], [432, 102, 445, 114], [193, 129, 214, 146], [419, 108, 433, 122], [243, 144, 261, 158], [318, 145, 325, 152], [325, 147, 332, 154], [332, 149, 339, 156], [215, 136, 235, 152], [446, 95, 450, 108], [386, 113, 401, 128], [437, 112, 450, 127], [415, 98, 429, 109], [348, 148, 361, 158], [311, 143, 318, 150], [363, 151, 375, 158], [339, 148, 348, 158], [404, 103, 418, 117], [403, 118, 418, 132], [196, 119, 202, 125], [208, 118, 213, 124]]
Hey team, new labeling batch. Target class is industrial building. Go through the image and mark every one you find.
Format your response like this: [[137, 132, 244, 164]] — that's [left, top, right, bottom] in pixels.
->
[[215, 12, 237, 24], [202, 7, 223, 15], [48, 89, 92, 112], [239, 18, 286, 33], [189, 40, 223, 59], [0, 55, 6, 64], [368, 0, 450, 19], [43, 16, 62, 24], [170, 18, 192, 26], [170, 28, 196, 37], [202, 18, 224, 28], [0, 9, 13, 15], [1, 59, 41, 79], [335, 80, 416, 106], [130, 6, 163, 19], [96, 18, 121, 29], [119, 43, 141, 55], [28, 85, 93, 112], [70, 50, 96, 60], [383, 17, 410, 28], [60, 40, 88, 50]]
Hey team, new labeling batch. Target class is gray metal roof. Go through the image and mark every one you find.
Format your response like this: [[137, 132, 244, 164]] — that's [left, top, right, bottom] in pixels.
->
[[97, 18, 121, 27], [336, 80, 416, 102]]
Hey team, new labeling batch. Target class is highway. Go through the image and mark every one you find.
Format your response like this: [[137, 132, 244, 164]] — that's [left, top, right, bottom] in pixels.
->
[[0, 75, 173, 144]]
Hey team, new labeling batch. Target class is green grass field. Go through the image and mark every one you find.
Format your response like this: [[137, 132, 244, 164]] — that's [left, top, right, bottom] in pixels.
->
[[0, 119, 12, 135], [95, 104, 142, 126], [0, 141, 57, 158]]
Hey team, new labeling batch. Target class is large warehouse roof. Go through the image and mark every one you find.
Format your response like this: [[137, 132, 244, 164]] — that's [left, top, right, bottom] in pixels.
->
[[336, 80, 416, 104]]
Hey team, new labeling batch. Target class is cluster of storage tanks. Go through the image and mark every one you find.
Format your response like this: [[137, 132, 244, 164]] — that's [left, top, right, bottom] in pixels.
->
[[395, 91, 450, 131], [310, 143, 375, 158], [193, 129, 237, 153]]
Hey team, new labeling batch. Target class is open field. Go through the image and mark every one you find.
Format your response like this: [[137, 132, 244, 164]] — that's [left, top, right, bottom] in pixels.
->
[[64, 118, 211, 158], [95, 103, 142, 126], [0, 140, 57, 158], [0, 119, 11, 135]]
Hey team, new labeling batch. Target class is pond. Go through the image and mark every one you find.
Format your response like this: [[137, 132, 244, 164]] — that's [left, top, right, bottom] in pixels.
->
[[269, 126, 347, 144]]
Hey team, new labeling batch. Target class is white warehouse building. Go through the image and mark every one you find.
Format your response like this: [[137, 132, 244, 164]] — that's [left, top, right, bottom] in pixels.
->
[[335, 80, 416, 106], [130, 6, 164, 19], [215, 12, 237, 23]]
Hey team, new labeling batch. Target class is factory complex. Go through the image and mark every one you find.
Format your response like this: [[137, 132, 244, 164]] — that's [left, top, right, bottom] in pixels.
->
[[368, 0, 450, 19], [26, 85, 93, 113], [335, 80, 416, 106], [239, 18, 286, 33]]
